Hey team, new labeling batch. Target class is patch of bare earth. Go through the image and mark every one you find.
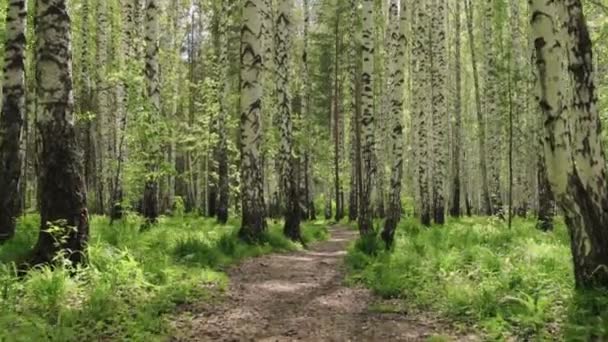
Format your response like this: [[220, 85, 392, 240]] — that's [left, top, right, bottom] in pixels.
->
[[171, 227, 479, 341]]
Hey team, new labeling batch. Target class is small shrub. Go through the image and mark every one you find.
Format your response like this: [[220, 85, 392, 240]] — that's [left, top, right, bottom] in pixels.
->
[[173, 235, 223, 267], [217, 233, 238, 256], [262, 229, 294, 251], [354, 232, 383, 256], [302, 223, 329, 244]]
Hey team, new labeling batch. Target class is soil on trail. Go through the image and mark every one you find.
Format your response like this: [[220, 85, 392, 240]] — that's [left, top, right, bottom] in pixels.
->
[[171, 227, 477, 341]]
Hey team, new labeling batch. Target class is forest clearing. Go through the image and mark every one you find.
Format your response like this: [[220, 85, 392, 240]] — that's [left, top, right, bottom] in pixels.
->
[[1, 0, 608, 340]]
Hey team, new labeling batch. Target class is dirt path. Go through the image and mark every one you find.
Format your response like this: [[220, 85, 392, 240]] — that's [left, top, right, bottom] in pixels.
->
[[171, 227, 477, 341]]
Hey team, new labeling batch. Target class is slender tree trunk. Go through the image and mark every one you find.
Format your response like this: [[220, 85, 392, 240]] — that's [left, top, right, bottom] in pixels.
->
[[208, 6, 220, 218], [430, 0, 447, 224], [355, 61, 363, 225], [95, 0, 111, 215], [333, 8, 344, 222], [0, 0, 28, 242], [465, 0, 491, 215], [531, 0, 608, 288], [374, 10, 386, 220], [483, 0, 502, 217], [358, 0, 375, 235], [275, 0, 301, 241], [301, 0, 312, 221], [216, 1, 231, 224], [508, 46, 514, 229], [449, 0, 462, 218], [348, 123, 358, 221], [78, 0, 97, 214], [164, 0, 180, 214], [510, 0, 529, 216], [414, 0, 431, 226], [382, 0, 406, 248], [347, 0, 359, 222], [239, 0, 267, 242], [110, 0, 134, 222], [32, 0, 89, 265], [142, 0, 161, 224]]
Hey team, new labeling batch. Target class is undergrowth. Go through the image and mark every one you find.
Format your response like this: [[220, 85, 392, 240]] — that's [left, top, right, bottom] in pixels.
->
[[346, 216, 608, 341], [0, 213, 328, 341]]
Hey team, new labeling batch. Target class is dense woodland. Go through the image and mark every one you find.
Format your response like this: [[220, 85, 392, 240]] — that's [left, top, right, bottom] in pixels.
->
[[1, 0, 608, 340]]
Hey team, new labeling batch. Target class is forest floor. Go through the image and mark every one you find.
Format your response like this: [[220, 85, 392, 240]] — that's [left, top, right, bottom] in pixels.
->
[[170, 227, 479, 341]]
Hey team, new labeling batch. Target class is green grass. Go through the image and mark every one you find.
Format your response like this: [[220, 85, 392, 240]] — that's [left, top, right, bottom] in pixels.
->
[[346, 216, 608, 341], [0, 213, 329, 341]]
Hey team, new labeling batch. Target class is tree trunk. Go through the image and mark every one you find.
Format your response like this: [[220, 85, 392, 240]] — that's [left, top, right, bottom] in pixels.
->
[[78, 0, 97, 215], [239, 0, 267, 242], [142, 0, 161, 224], [430, 0, 447, 225], [537, 149, 554, 231], [332, 7, 344, 222], [275, 0, 301, 241], [214, 1, 231, 224], [110, 0, 134, 222], [483, 0, 502, 217], [347, 0, 359, 223], [465, 0, 491, 215], [449, 0, 462, 218], [358, 0, 375, 235], [510, 0, 529, 217], [33, 0, 89, 265], [95, 0, 111, 215], [301, 0, 312, 222], [382, 0, 406, 248], [531, 0, 608, 288], [0, 0, 27, 242], [414, 0, 431, 226]]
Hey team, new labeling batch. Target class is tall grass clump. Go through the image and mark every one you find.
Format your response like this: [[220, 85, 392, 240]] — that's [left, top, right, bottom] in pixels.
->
[[346, 216, 608, 340], [0, 214, 329, 341]]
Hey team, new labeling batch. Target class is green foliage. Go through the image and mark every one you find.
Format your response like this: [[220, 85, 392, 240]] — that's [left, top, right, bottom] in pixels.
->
[[0, 214, 328, 341], [353, 232, 382, 256], [346, 216, 608, 340], [301, 222, 330, 244]]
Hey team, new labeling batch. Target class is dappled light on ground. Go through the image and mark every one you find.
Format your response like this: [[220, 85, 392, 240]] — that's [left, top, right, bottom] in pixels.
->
[[171, 227, 475, 341]]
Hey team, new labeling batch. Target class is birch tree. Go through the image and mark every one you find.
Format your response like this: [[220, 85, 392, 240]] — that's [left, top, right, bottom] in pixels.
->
[[358, 0, 375, 235], [348, 0, 359, 222], [332, 3, 344, 222], [32, 0, 89, 264], [301, 0, 313, 220], [465, 0, 491, 215], [95, 0, 111, 214], [414, 0, 431, 226], [239, 0, 267, 241], [110, 0, 135, 221], [142, 0, 161, 223], [216, 0, 232, 224], [449, 0, 462, 218], [531, 0, 608, 288], [430, 0, 447, 224], [275, 0, 301, 240], [483, 0, 502, 216], [0, 0, 28, 241], [382, 0, 406, 247], [509, 0, 530, 216]]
